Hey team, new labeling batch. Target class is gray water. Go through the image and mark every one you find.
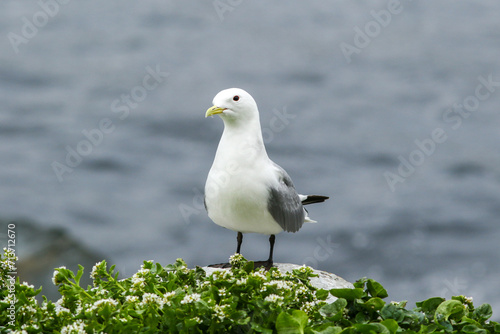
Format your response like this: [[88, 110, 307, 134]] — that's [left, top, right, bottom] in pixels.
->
[[1, 1, 499, 313]]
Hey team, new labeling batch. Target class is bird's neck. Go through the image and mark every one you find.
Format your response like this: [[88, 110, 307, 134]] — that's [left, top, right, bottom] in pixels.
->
[[215, 119, 269, 165]]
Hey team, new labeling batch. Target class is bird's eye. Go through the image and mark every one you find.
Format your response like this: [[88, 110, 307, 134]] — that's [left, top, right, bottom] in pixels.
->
[[233, 95, 240, 101]]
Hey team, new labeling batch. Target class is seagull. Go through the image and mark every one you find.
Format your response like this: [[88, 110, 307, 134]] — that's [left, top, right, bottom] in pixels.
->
[[204, 88, 329, 269]]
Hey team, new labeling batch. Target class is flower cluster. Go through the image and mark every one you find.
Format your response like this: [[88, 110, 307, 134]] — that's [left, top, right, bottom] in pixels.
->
[[1, 249, 498, 333]]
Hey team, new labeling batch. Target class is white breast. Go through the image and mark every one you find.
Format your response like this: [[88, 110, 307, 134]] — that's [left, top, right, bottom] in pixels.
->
[[205, 155, 284, 235]]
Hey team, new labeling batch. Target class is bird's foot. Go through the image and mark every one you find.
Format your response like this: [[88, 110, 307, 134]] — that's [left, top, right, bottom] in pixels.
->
[[208, 262, 232, 269], [253, 259, 274, 271], [208, 260, 273, 270]]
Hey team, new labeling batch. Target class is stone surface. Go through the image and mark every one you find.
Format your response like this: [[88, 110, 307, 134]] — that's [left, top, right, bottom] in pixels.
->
[[202, 263, 353, 304]]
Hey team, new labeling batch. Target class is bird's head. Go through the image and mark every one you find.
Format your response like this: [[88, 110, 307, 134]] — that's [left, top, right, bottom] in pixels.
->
[[205, 88, 259, 125]]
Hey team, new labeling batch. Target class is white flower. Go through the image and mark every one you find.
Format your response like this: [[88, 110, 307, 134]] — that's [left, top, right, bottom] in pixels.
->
[[465, 296, 473, 303], [213, 304, 227, 321], [54, 297, 65, 308], [297, 265, 312, 274], [265, 280, 292, 290], [19, 304, 37, 316], [236, 278, 247, 285], [159, 291, 176, 308], [213, 270, 233, 280], [180, 293, 201, 305], [251, 271, 267, 280], [73, 301, 83, 315], [125, 295, 139, 303], [21, 281, 34, 289], [130, 274, 146, 292], [131, 275, 145, 285], [139, 293, 162, 307], [90, 261, 106, 280], [52, 266, 67, 285], [229, 253, 244, 265], [60, 319, 85, 334], [301, 300, 318, 313], [129, 267, 151, 291], [55, 302, 70, 316], [88, 298, 118, 312], [270, 269, 283, 279], [164, 291, 176, 299], [3, 294, 16, 304], [264, 294, 284, 304], [218, 288, 227, 297], [296, 285, 309, 295], [89, 287, 109, 296], [136, 268, 150, 276], [199, 280, 211, 289]]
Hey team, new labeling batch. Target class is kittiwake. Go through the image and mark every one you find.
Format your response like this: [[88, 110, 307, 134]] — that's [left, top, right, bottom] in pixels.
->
[[204, 88, 329, 269]]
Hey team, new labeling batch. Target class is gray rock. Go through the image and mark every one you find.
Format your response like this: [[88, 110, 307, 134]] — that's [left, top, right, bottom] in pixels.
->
[[2, 219, 105, 302], [202, 263, 353, 304]]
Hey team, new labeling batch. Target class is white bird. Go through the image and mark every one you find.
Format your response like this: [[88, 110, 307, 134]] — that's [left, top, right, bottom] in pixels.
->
[[204, 88, 328, 268]]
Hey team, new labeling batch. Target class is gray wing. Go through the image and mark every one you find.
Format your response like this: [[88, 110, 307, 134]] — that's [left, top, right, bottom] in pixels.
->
[[267, 163, 305, 233]]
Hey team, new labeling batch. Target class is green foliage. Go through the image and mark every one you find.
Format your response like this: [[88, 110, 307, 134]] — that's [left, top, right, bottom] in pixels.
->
[[1, 250, 498, 333]]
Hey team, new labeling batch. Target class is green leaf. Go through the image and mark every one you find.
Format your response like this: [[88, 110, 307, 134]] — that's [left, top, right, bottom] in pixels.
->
[[243, 260, 255, 273], [416, 297, 445, 313], [75, 265, 84, 285], [473, 304, 492, 321], [316, 289, 330, 301], [230, 310, 250, 325], [380, 304, 405, 322], [353, 277, 369, 289], [462, 324, 488, 334], [329, 288, 365, 300], [308, 325, 343, 334], [380, 319, 398, 334], [353, 323, 390, 334], [435, 300, 464, 320], [276, 310, 308, 334], [319, 298, 347, 320], [354, 311, 370, 324], [362, 297, 385, 311], [367, 279, 388, 298]]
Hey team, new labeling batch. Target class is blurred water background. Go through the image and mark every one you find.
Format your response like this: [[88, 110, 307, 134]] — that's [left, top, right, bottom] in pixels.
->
[[1, 1, 499, 314]]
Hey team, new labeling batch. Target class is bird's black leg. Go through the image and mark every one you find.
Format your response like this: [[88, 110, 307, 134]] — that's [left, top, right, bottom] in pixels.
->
[[208, 232, 244, 269], [267, 234, 275, 265], [236, 232, 243, 254], [254, 234, 275, 270]]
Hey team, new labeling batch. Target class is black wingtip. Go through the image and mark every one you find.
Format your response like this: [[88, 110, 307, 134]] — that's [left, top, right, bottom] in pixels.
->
[[301, 195, 330, 205]]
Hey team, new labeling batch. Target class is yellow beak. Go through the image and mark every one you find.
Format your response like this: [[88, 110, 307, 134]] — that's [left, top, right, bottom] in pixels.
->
[[205, 106, 225, 118]]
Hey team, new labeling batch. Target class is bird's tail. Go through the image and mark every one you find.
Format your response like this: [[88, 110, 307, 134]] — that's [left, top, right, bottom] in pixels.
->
[[300, 195, 329, 205], [301, 195, 329, 224]]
